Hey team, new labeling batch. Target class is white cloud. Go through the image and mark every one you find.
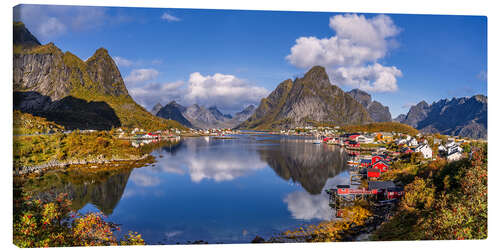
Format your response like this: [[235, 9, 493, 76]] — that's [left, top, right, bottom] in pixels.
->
[[127, 71, 269, 112], [184, 72, 269, 111], [113, 56, 133, 67], [329, 63, 402, 92], [286, 14, 402, 93], [14, 5, 129, 40], [36, 17, 66, 39], [129, 81, 186, 108], [161, 13, 181, 22], [124, 68, 160, 85]]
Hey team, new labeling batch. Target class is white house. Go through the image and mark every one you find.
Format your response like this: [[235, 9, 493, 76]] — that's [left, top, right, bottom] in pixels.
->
[[409, 138, 418, 147], [415, 144, 433, 159], [447, 150, 462, 162], [357, 135, 375, 143], [447, 144, 463, 155]]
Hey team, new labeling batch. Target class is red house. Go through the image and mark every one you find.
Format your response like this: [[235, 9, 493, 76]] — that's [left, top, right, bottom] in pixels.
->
[[386, 187, 405, 200], [336, 185, 351, 195], [372, 160, 390, 172], [349, 134, 361, 140], [367, 168, 381, 178], [371, 155, 383, 165]]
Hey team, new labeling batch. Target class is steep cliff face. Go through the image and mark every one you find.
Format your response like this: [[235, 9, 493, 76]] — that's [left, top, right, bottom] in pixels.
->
[[151, 103, 163, 115], [13, 22, 184, 130], [398, 95, 487, 139], [232, 105, 256, 122], [238, 66, 371, 130], [347, 89, 392, 122]]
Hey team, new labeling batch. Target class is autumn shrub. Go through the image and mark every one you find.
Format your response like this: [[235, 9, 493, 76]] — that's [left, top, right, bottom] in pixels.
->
[[373, 146, 487, 240], [13, 193, 145, 247], [276, 205, 372, 242]]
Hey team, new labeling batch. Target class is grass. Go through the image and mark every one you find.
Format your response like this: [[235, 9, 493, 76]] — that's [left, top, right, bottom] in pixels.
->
[[14, 110, 64, 135], [13, 131, 178, 169]]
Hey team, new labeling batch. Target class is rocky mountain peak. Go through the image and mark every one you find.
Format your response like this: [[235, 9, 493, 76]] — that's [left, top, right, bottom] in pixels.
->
[[151, 103, 163, 115], [347, 88, 391, 122], [13, 21, 40, 48], [85, 47, 129, 97], [348, 89, 372, 107], [302, 65, 330, 88]]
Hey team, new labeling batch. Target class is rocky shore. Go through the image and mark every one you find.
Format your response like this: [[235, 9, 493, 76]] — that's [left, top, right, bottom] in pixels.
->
[[13, 154, 150, 176]]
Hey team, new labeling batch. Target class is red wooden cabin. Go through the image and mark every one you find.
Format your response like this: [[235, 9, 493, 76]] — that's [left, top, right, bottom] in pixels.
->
[[372, 160, 390, 172], [386, 187, 405, 200], [371, 155, 383, 165], [367, 168, 381, 178]]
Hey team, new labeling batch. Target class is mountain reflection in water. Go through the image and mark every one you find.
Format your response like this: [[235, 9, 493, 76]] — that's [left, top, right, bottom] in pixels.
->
[[21, 135, 351, 244]]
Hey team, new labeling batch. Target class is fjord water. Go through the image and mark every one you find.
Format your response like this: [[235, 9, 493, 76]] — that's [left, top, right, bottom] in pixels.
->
[[40, 134, 350, 244]]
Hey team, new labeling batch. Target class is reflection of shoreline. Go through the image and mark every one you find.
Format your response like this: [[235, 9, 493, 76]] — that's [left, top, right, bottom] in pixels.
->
[[258, 142, 349, 194], [24, 168, 133, 215]]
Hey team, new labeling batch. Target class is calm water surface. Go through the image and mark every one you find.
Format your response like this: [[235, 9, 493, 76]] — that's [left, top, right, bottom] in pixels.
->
[[33, 134, 351, 244]]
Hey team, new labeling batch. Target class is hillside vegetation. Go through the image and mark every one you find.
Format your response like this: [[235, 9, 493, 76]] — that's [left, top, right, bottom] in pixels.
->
[[340, 122, 419, 136]]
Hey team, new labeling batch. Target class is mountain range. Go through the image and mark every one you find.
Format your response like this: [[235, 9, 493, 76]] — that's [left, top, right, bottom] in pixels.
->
[[237, 66, 371, 130], [154, 102, 256, 129], [13, 22, 184, 130], [396, 95, 487, 139]]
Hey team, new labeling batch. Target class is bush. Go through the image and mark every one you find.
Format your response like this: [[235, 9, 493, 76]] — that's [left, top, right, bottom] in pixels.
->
[[13, 193, 145, 247]]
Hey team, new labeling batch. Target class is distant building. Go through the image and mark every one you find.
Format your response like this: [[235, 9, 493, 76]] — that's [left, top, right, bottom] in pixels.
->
[[415, 144, 433, 159]]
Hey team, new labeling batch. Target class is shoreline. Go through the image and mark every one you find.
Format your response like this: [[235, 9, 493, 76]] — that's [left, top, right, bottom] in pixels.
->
[[13, 154, 151, 176]]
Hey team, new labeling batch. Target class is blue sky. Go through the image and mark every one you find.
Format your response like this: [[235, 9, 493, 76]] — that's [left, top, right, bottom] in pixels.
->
[[14, 5, 487, 116]]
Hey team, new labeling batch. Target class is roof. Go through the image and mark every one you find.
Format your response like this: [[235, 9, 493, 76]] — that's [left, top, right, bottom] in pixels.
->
[[368, 181, 396, 190], [360, 159, 372, 164], [387, 187, 404, 192], [337, 185, 350, 189], [373, 160, 390, 166]]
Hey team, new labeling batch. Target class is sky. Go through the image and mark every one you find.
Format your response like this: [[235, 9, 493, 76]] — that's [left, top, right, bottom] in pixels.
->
[[13, 4, 487, 117]]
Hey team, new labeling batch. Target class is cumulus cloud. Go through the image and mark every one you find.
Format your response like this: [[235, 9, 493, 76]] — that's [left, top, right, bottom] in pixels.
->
[[329, 63, 402, 92], [286, 14, 402, 93], [127, 71, 269, 112], [184, 72, 269, 112], [14, 5, 125, 40], [124, 68, 160, 85], [113, 56, 133, 67], [161, 13, 181, 22], [129, 81, 186, 108]]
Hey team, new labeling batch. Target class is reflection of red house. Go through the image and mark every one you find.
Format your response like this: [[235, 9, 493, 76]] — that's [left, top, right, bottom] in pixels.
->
[[347, 141, 360, 148], [367, 168, 381, 178], [373, 160, 390, 172], [336, 209, 345, 218], [323, 137, 333, 142]]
